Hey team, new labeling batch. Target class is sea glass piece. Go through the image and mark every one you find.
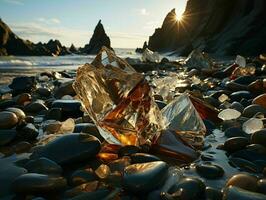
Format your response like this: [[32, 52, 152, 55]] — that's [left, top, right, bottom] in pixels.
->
[[235, 55, 246, 67], [73, 47, 164, 146], [142, 48, 160, 63], [92, 46, 135, 72], [218, 109, 241, 121], [230, 66, 256, 80], [95, 164, 111, 179], [218, 94, 229, 103], [189, 94, 221, 123], [152, 130, 199, 163], [260, 54, 266, 61], [161, 94, 206, 148], [242, 118, 264, 134], [44, 118, 75, 134], [185, 49, 213, 69], [152, 73, 189, 102]]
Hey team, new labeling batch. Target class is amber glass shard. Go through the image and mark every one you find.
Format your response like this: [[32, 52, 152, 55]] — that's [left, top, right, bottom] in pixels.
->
[[152, 130, 199, 163], [230, 66, 256, 80], [189, 94, 221, 123], [73, 47, 163, 146], [97, 153, 118, 163]]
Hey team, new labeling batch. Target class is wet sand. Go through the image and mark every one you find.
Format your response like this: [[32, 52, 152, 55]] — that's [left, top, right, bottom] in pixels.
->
[[0, 68, 65, 86]]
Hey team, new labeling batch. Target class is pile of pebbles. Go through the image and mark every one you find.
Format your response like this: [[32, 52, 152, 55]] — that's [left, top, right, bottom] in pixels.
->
[[0, 57, 266, 200]]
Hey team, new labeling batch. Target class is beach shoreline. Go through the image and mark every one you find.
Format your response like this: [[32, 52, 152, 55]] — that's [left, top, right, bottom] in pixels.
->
[[0, 68, 69, 86]]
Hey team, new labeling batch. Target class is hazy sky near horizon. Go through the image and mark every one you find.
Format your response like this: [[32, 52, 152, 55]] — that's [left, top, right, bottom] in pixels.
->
[[0, 0, 187, 48]]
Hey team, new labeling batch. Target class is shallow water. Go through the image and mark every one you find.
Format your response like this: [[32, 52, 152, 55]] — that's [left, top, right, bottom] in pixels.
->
[[0, 48, 184, 70], [0, 48, 185, 86], [182, 129, 240, 190]]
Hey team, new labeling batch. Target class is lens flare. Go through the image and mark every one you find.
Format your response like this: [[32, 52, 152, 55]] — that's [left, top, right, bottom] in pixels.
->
[[175, 14, 183, 22]]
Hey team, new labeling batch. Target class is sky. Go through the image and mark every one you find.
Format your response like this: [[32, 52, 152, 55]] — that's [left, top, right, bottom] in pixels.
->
[[0, 0, 187, 48]]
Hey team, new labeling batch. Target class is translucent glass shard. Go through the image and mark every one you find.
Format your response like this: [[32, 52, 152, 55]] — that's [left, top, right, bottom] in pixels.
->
[[242, 118, 263, 134], [235, 55, 246, 67], [218, 109, 241, 121], [161, 94, 206, 147], [92, 46, 136, 73], [142, 48, 160, 63], [218, 94, 229, 103], [185, 49, 213, 69], [95, 164, 111, 179], [152, 72, 189, 102], [73, 47, 163, 146], [230, 66, 256, 79], [43, 118, 75, 135]]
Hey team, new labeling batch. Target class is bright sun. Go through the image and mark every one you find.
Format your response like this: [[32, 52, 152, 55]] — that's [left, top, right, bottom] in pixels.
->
[[175, 13, 183, 21]]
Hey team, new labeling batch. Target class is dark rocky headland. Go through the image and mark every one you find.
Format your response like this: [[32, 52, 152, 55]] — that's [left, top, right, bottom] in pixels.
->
[[0, 19, 111, 56], [138, 0, 266, 56]]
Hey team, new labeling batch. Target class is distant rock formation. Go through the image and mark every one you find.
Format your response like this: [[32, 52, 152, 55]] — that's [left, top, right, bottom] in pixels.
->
[[45, 39, 71, 56], [81, 20, 111, 54], [136, 41, 148, 53], [1, 18, 111, 56], [0, 18, 73, 56], [141, 0, 266, 56], [69, 44, 78, 54], [1, 18, 35, 56]]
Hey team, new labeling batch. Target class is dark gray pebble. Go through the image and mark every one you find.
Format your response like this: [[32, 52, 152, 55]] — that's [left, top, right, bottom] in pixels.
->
[[31, 133, 101, 165], [123, 161, 168, 193], [196, 162, 224, 179]]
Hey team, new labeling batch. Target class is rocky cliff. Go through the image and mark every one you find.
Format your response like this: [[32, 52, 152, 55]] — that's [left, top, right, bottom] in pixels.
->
[[0, 19, 72, 56], [0, 18, 112, 56], [81, 20, 112, 54], [145, 0, 266, 56]]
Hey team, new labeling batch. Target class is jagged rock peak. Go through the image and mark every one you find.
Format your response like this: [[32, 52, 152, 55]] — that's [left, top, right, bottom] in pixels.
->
[[69, 43, 78, 53], [82, 20, 112, 55], [144, 0, 266, 56], [161, 8, 176, 27]]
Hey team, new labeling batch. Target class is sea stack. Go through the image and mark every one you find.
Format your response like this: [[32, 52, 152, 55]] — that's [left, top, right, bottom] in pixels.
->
[[69, 44, 78, 54], [82, 20, 112, 54], [143, 0, 266, 56]]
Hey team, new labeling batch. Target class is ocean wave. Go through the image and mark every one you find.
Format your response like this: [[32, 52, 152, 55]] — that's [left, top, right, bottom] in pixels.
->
[[0, 57, 89, 68], [0, 51, 142, 68], [0, 60, 34, 66]]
